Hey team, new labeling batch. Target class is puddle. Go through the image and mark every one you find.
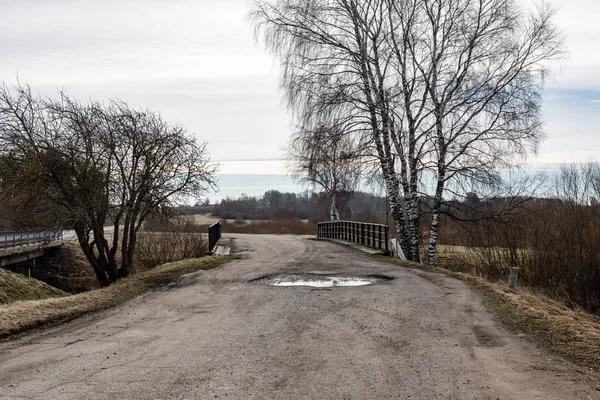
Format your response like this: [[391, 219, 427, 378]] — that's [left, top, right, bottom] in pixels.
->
[[250, 274, 392, 288]]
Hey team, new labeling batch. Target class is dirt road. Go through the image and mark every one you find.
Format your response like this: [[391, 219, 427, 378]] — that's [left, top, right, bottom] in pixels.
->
[[1, 235, 598, 399]]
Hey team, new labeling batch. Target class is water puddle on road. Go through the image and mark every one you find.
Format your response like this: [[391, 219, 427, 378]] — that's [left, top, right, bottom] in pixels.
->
[[250, 274, 392, 288]]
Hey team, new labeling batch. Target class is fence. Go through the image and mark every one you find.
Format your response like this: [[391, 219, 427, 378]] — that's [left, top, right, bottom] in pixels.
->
[[317, 220, 389, 253], [208, 222, 222, 253], [0, 228, 63, 249]]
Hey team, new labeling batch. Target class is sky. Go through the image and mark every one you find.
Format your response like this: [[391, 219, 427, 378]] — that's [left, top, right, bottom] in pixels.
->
[[0, 0, 598, 200]]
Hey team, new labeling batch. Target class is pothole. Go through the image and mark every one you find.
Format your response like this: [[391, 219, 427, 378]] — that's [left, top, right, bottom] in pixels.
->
[[250, 273, 392, 288]]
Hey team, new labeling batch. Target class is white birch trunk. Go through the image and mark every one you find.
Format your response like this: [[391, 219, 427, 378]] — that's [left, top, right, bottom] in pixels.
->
[[382, 166, 411, 258], [428, 168, 446, 266], [329, 192, 339, 221]]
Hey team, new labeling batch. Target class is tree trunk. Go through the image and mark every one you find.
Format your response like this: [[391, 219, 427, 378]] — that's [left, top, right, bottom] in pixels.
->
[[74, 225, 111, 287], [406, 192, 421, 262], [330, 192, 340, 221], [428, 169, 446, 266], [383, 168, 411, 260]]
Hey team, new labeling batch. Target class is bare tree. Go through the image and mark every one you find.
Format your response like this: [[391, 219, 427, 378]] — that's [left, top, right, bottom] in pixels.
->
[[287, 123, 362, 220], [0, 83, 217, 286], [251, 0, 421, 260], [408, 0, 564, 265], [251, 0, 563, 264]]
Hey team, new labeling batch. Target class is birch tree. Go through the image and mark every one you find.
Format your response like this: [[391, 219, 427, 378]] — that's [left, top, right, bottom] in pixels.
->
[[287, 123, 362, 220], [251, 0, 562, 264], [408, 0, 563, 264], [251, 0, 425, 261]]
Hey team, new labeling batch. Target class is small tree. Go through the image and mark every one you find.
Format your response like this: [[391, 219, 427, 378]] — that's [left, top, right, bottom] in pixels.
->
[[287, 123, 361, 220], [0, 83, 217, 286]]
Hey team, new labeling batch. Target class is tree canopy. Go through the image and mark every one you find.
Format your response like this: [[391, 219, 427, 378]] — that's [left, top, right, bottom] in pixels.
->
[[0, 83, 217, 285]]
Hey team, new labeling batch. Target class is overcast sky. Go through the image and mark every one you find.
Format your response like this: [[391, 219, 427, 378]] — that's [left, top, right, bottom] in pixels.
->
[[0, 0, 598, 182]]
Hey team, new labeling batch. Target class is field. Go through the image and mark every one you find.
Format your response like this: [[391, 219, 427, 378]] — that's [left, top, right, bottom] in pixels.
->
[[188, 213, 317, 235]]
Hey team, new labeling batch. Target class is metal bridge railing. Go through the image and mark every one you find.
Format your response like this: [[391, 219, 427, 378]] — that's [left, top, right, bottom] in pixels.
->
[[317, 220, 389, 253], [208, 222, 222, 253], [0, 228, 63, 249]]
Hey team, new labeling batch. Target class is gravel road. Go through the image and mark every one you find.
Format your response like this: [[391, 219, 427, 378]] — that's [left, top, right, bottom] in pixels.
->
[[1, 234, 598, 399]]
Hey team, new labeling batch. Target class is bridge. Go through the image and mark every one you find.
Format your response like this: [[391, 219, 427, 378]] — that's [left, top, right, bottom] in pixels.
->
[[0, 229, 64, 269]]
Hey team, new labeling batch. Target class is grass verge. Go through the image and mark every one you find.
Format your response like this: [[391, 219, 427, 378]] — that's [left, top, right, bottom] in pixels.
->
[[0, 268, 69, 304], [0, 255, 235, 339], [370, 255, 600, 372]]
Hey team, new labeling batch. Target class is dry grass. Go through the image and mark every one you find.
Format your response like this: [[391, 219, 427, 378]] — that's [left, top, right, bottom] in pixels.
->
[[370, 255, 600, 372], [135, 231, 208, 270], [0, 268, 68, 305], [0, 255, 234, 338], [189, 213, 222, 225], [220, 219, 317, 235]]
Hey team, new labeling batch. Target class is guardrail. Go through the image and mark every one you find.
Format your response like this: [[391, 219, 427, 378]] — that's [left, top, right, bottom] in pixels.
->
[[208, 222, 222, 253], [317, 220, 389, 253], [0, 228, 63, 249]]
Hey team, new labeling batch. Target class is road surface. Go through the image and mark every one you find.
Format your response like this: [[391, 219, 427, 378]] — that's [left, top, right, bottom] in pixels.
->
[[0, 234, 598, 399]]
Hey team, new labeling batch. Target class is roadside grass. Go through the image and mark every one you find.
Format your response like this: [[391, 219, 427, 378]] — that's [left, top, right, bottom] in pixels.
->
[[220, 219, 316, 235], [0, 255, 234, 339], [0, 268, 69, 305], [370, 255, 600, 372]]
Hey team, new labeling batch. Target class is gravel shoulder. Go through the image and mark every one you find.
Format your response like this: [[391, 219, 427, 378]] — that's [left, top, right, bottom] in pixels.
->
[[0, 234, 598, 399]]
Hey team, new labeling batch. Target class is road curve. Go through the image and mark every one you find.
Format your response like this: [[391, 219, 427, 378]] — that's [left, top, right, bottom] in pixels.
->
[[0, 234, 598, 399]]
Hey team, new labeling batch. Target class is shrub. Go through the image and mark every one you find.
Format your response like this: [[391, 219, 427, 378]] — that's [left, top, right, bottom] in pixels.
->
[[135, 221, 208, 270], [439, 164, 600, 315]]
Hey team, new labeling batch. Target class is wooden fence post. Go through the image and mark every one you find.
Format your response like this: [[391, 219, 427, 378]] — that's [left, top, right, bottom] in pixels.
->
[[508, 267, 519, 289]]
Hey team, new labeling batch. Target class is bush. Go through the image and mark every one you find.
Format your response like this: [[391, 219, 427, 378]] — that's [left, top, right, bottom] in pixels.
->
[[439, 164, 600, 315], [135, 221, 208, 270]]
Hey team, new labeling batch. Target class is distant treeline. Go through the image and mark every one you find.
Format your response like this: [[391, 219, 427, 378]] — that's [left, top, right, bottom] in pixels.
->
[[177, 190, 388, 222]]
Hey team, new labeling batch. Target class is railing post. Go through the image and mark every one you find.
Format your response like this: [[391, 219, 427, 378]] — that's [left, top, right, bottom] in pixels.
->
[[378, 225, 382, 249], [360, 223, 365, 245], [358, 223, 361, 244]]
